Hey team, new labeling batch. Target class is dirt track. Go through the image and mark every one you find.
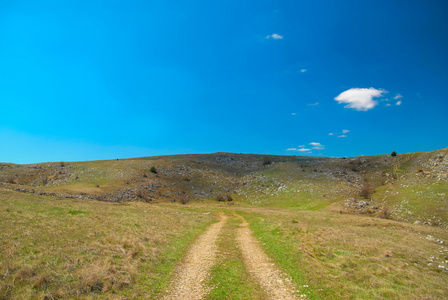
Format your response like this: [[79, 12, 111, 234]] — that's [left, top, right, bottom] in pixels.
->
[[236, 216, 298, 299], [163, 214, 227, 300], [164, 213, 299, 299]]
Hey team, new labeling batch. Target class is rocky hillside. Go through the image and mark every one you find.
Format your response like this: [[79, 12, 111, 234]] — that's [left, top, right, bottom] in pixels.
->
[[1, 148, 447, 226]]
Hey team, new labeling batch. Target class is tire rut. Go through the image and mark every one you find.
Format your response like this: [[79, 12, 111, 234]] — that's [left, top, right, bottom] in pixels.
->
[[163, 214, 227, 300], [236, 215, 301, 299]]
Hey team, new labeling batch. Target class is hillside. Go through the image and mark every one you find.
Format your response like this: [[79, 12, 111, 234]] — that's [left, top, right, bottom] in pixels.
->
[[1, 148, 447, 226]]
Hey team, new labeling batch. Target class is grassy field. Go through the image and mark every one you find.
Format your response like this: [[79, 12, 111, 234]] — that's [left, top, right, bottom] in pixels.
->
[[242, 208, 448, 299], [0, 190, 215, 299]]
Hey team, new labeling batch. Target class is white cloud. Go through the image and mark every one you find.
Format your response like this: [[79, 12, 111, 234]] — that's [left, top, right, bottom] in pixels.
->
[[286, 148, 297, 151], [335, 87, 387, 111], [312, 147, 325, 150], [396, 100, 402, 106], [266, 33, 283, 39], [338, 135, 347, 138], [328, 133, 334, 136], [386, 103, 392, 106], [298, 145, 305, 148], [291, 112, 296, 115], [342, 129, 350, 134], [394, 94, 403, 100], [297, 148, 311, 152], [309, 142, 323, 147], [300, 69, 307, 73], [308, 102, 319, 106]]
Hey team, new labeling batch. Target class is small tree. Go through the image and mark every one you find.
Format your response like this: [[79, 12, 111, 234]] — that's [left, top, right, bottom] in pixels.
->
[[391, 151, 397, 157], [226, 194, 233, 201], [150, 166, 157, 173]]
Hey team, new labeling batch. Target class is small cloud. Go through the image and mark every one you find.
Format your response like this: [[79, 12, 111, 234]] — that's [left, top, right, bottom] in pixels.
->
[[342, 129, 350, 134], [297, 148, 311, 152], [335, 87, 387, 111], [300, 69, 307, 73], [394, 94, 403, 100], [309, 142, 323, 147], [396, 100, 402, 106], [286, 148, 297, 151], [298, 145, 305, 148], [266, 33, 283, 39], [338, 135, 347, 138], [308, 102, 319, 106], [312, 147, 325, 150], [386, 103, 392, 106], [328, 133, 334, 136], [291, 112, 296, 115]]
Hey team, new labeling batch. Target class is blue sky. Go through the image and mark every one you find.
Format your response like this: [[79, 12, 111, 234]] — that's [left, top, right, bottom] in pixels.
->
[[1, 0, 447, 164]]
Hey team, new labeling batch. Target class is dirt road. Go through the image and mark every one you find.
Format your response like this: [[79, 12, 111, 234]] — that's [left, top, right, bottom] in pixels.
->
[[164, 213, 299, 299], [163, 214, 227, 300]]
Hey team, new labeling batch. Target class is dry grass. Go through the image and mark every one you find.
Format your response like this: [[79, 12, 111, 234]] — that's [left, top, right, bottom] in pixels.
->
[[0, 190, 215, 299], [243, 208, 448, 299]]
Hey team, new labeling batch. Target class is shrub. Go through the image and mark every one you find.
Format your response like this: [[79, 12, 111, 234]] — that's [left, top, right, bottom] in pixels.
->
[[150, 166, 157, 174], [359, 183, 373, 199], [391, 151, 397, 156], [183, 177, 190, 181], [215, 194, 226, 201], [262, 157, 272, 165], [379, 207, 391, 219], [179, 194, 189, 205], [226, 194, 233, 201]]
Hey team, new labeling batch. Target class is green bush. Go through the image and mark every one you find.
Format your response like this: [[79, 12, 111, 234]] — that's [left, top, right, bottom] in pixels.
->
[[150, 166, 157, 173], [391, 151, 397, 156]]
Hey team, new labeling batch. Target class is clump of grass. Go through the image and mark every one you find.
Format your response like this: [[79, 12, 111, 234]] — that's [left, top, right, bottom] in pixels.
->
[[226, 194, 233, 201]]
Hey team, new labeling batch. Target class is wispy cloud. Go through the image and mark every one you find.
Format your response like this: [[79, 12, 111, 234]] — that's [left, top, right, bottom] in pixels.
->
[[309, 142, 323, 147], [328, 133, 334, 136], [297, 148, 311, 152], [338, 135, 347, 138], [286, 148, 297, 151], [298, 145, 305, 148], [335, 87, 387, 111], [266, 33, 283, 39], [342, 129, 350, 134], [394, 94, 403, 100], [300, 69, 307, 73], [291, 112, 296, 115], [308, 102, 319, 106]]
